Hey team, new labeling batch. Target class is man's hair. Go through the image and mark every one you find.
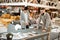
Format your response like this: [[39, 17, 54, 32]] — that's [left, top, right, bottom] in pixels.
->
[[40, 8, 45, 10]]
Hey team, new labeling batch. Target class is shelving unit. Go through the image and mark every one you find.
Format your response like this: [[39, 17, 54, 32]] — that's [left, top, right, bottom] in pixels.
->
[[27, 3, 57, 9], [0, 0, 58, 9], [0, 3, 57, 9], [0, 2, 26, 6]]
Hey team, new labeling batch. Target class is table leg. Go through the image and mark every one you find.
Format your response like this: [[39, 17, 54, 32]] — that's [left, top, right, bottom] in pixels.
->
[[47, 32, 50, 40], [58, 32, 60, 40], [41, 37, 44, 40], [58, 35, 59, 40]]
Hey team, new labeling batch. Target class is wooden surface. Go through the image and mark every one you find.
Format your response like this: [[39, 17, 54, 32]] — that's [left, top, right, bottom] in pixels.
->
[[22, 32, 50, 40], [0, 27, 50, 40]]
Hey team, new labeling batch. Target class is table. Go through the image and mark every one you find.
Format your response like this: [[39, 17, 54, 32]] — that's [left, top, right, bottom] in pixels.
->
[[22, 32, 50, 40], [0, 29, 50, 40], [51, 28, 60, 40]]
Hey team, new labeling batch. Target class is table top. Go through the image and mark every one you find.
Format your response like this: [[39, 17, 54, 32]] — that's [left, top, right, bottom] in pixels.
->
[[0, 29, 49, 40]]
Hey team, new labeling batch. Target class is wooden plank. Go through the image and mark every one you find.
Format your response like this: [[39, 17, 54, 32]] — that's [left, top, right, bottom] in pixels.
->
[[22, 32, 50, 40]]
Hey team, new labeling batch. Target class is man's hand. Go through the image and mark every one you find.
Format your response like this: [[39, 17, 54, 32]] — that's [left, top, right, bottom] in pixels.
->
[[42, 30, 46, 32], [42, 26, 46, 32]]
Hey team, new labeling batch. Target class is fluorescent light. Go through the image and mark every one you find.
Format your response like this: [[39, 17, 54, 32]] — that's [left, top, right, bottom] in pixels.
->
[[59, 1, 60, 3]]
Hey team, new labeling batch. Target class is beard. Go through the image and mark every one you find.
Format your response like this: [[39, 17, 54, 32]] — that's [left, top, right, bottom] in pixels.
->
[[41, 13, 44, 16]]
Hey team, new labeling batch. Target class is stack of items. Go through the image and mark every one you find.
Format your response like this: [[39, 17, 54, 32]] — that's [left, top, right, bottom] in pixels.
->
[[1, 14, 11, 19], [0, 13, 20, 27]]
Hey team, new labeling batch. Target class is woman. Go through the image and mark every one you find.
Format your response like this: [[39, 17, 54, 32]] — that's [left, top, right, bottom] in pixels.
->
[[20, 7, 30, 29]]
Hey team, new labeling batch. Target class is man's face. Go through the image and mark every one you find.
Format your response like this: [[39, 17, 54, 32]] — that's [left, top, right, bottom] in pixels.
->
[[40, 9, 45, 14]]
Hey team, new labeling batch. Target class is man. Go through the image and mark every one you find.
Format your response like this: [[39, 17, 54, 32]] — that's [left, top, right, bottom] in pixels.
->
[[38, 8, 51, 32]]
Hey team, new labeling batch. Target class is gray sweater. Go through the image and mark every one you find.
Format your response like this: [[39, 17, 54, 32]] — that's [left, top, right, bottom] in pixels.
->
[[38, 12, 51, 28]]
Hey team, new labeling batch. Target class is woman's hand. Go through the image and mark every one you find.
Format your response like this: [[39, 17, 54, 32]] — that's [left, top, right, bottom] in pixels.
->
[[26, 22, 29, 25]]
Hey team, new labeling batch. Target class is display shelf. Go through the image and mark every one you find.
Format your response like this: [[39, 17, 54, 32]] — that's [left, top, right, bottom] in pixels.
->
[[0, 2, 26, 6], [27, 3, 57, 9], [0, 2, 57, 9]]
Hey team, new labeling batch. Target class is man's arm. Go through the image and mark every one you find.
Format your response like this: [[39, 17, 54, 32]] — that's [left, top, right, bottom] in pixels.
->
[[45, 13, 51, 32], [46, 13, 51, 27]]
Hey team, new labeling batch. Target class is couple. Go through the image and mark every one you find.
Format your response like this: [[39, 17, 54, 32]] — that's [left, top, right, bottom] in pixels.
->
[[20, 7, 51, 32]]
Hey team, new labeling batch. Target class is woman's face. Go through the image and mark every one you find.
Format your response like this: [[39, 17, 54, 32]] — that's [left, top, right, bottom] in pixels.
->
[[24, 10, 27, 13], [20, 7, 24, 10]]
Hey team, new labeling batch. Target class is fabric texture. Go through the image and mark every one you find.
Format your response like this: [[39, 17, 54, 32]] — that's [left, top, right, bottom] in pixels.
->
[[38, 12, 52, 28]]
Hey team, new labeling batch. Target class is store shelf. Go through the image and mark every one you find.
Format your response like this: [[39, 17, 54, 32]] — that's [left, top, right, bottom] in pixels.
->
[[0, 2, 26, 6], [27, 3, 57, 9], [0, 3, 57, 9]]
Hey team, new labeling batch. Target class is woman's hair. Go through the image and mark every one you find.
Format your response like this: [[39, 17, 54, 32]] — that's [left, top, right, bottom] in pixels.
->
[[24, 6, 28, 10], [40, 8, 45, 10]]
